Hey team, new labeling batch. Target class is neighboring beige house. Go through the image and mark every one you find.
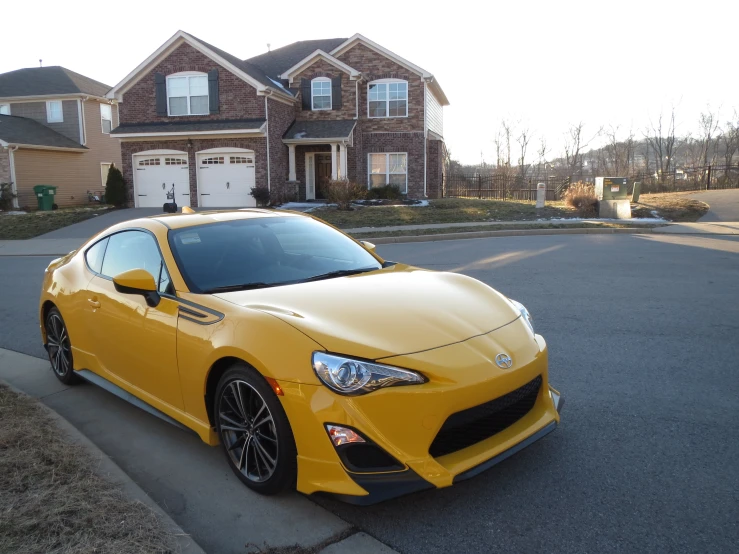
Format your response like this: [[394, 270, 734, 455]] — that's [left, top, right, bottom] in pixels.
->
[[0, 66, 121, 209]]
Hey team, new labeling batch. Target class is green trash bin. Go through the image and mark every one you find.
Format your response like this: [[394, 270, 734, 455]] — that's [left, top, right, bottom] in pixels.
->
[[33, 185, 58, 211]]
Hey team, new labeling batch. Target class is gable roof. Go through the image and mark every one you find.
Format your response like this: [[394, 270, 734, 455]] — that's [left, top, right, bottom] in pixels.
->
[[0, 115, 87, 150], [106, 31, 295, 102], [0, 66, 111, 99], [283, 119, 356, 142], [279, 50, 360, 83], [245, 39, 347, 79]]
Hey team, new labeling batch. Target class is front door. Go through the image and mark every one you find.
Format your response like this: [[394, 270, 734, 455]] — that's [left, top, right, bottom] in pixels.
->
[[315, 154, 332, 199], [85, 229, 183, 409]]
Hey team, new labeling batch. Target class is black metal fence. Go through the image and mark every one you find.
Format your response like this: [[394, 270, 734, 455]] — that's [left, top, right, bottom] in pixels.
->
[[443, 174, 570, 201], [626, 165, 739, 194]]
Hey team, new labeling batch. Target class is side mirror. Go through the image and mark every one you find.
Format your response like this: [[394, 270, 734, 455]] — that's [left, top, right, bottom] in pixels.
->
[[361, 241, 376, 252], [113, 268, 161, 307]]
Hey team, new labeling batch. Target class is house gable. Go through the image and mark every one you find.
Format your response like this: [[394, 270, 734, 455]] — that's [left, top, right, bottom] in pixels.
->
[[279, 51, 359, 85], [290, 58, 357, 121]]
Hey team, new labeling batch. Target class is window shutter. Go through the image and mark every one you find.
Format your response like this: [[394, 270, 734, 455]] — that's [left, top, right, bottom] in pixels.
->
[[301, 78, 311, 110], [208, 69, 219, 114], [331, 76, 342, 110], [155, 73, 167, 116]]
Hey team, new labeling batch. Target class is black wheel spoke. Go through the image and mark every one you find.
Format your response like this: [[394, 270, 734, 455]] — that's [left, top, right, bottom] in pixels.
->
[[218, 379, 279, 483]]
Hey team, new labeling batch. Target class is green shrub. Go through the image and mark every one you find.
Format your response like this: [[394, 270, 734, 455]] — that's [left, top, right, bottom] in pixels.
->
[[0, 182, 16, 211], [563, 181, 598, 217], [104, 166, 127, 207], [322, 179, 366, 210], [250, 186, 271, 207], [366, 184, 402, 200]]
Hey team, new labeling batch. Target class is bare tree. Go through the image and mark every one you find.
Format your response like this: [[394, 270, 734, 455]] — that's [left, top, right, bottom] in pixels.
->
[[697, 107, 721, 171], [563, 122, 599, 179], [644, 107, 678, 182], [721, 110, 739, 176], [534, 137, 549, 180], [501, 119, 513, 168], [516, 128, 531, 179]]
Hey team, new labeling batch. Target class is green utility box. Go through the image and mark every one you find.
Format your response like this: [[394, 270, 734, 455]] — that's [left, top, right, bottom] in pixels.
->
[[594, 177, 628, 201], [33, 185, 58, 211]]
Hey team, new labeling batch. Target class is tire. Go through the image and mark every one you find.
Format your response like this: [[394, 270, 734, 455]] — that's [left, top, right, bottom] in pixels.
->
[[214, 364, 297, 495], [45, 307, 80, 385]]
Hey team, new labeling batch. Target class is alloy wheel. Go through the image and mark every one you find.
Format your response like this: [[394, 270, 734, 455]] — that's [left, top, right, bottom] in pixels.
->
[[46, 313, 72, 378], [218, 380, 279, 483]]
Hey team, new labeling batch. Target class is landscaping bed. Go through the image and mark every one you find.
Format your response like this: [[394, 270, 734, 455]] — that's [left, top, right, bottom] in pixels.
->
[[0, 207, 112, 240], [0, 383, 177, 554]]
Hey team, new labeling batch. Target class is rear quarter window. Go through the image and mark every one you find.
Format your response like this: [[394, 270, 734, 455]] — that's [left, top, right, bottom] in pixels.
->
[[84, 237, 108, 274]]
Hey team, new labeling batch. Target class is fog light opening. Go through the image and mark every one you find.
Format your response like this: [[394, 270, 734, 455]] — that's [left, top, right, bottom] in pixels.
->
[[326, 424, 366, 446]]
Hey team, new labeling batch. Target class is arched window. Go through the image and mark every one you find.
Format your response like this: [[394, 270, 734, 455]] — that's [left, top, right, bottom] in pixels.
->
[[368, 79, 407, 118], [167, 72, 209, 116], [311, 77, 332, 110]]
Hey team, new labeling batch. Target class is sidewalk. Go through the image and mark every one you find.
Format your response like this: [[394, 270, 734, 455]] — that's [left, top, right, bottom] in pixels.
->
[[1, 220, 738, 257]]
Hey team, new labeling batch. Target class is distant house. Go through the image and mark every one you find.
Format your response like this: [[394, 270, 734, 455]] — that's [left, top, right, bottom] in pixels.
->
[[0, 67, 121, 208], [105, 31, 449, 207]]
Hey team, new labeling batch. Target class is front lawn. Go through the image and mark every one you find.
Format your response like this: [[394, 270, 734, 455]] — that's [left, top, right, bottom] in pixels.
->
[[632, 192, 709, 222], [0, 207, 112, 240], [0, 383, 177, 553], [312, 198, 578, 229]]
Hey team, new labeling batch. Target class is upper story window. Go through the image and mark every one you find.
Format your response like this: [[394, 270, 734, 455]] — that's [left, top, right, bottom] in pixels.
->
[[0, 104, 9, 115], [311, 78, 332, 110], [167, 73, 208, 116], [368, 79, 408, 118], [46, 100, 63, 123], [100, 104, 113, 134]]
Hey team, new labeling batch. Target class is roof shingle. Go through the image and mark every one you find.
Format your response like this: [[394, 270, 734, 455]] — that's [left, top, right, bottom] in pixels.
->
[[111, 118, 266, 135], [283, 119, 356, 141], [0, 66, 111, 98], [245, 39, 347, 79], [0, 115, 87, 149]]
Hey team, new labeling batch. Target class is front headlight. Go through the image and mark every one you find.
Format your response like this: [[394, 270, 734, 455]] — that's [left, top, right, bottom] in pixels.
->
[[312, 352, 426, 395], [509, 299, 534, 334]]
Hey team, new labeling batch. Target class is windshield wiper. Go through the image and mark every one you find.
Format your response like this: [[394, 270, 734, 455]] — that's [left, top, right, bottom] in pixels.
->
[[300, 267, 379, 283], [204, 282, 276, 293]]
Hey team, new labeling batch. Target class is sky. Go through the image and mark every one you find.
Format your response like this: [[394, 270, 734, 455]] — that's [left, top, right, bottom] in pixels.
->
[[3, 0, 737, 165]]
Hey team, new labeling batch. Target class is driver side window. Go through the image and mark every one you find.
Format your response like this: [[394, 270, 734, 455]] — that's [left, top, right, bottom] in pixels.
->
[[100, 231, 172, 294]]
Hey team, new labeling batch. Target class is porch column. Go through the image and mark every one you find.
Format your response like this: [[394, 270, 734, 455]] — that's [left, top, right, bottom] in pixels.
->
[[339, 143, 347, 179], [288, 144, 297, 181], [331, 143, 338, 181]]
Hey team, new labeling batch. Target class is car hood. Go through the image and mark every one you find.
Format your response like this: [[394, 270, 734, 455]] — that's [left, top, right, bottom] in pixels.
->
[[214, 264, 521, 360]]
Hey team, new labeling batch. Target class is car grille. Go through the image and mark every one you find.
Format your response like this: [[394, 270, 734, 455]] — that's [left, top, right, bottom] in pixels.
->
[[429, 375, 542, 458]]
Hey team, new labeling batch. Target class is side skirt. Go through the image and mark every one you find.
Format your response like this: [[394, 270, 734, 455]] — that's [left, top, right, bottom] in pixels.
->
[[76, 369, 195, 435]]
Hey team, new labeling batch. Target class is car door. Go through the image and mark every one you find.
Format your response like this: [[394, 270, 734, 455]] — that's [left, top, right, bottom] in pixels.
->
[[85, 230, 184, 410]]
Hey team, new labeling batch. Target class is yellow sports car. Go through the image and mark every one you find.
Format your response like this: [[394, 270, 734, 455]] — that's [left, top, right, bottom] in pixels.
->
[[39, 209, 563, 504]]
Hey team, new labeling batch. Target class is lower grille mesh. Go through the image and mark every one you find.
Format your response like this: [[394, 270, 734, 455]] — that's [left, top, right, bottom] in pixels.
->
[[429, 375, 542, 458]]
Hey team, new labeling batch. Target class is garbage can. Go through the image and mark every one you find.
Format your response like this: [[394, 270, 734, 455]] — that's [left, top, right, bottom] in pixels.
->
[[33, 185, 58, 211]]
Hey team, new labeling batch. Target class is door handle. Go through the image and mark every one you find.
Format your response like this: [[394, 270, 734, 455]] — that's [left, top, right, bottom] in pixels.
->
[[226, 182, 230, 189], [88, 299, 101, 309]]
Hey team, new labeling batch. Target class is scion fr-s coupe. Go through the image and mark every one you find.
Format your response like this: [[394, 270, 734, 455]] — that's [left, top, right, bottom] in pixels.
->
[[39, 209, 563, 504]]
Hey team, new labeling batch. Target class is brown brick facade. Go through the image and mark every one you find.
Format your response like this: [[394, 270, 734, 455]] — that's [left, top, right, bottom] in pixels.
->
[[0, 148, 10, 185], [119, 42, 265, 125], [267, 97, 295, 187], [290, 59, 356, 121], [120, 138, 267, 207]]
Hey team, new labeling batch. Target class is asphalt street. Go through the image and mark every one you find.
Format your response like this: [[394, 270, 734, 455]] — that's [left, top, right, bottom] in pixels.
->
[[690, 189, 739, 222], [2, 233, 738, 553]]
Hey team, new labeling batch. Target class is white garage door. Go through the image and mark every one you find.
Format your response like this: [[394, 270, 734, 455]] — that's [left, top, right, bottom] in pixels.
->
[[133, 154, 191, 208], [197, 152, 256, 207]]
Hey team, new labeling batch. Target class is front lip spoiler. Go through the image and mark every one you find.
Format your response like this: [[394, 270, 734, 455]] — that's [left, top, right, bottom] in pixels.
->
[[315, 467, 434, 506], [453, 420, 558, 484]]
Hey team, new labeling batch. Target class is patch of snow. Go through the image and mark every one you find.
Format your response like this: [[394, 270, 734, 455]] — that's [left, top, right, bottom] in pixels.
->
[[1, 210, 28, 215], [293, 131, 308, 139], [277, 202, 334, 213], [351, 199, 429, 209], [268, 77, 292, 93]]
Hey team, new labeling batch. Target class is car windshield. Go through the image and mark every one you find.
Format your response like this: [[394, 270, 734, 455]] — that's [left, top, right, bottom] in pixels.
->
[[168, 216, 382, 293]]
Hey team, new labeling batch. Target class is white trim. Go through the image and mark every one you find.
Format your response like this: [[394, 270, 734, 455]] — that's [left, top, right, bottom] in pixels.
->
[[282, 137, 352, 145], [79, 98, 87, 145], [265, 96, 270, 191], [197, 147, 255, 155], [311, 77, 332, 111], [0, 103, 9, 115], [279, 49, 360, 84], [367, 79, 408, 119], [305, 152, 315, 200], [113, 128, 265, 138], [46, 100, 63, 123], [423, 80, 427, 197], [355, 79, 359, 119], [105, 31, 295, 103], [166, 72, 209, 117], [100, 162, 112, 188], [8, 145, 19, 209], [288, 144, 297, 181], [100, 102, 113, 134], [76, 99, 84, 143], [133, 149, 188, 156], [5, 143, 86, 152], [367, 152, 408, 193], [0, 93, 108, 103]]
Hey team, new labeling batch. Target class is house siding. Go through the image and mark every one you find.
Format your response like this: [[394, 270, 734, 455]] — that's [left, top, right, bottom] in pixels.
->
[[83, 99, 122, 187], [291, 59, 356, 121], [267, 97, 295, 189], [9, 100, 81, 143], [13, 149, 87, 208], [120, 137, 268, 208], [119, 42, 266, 125], [426, 87, 443, 137]]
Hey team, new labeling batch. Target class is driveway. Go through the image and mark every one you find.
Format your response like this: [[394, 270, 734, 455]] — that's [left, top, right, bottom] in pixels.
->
[[38, 208, 163, 239], [690, 189, 739, 221], [1, 233, 738, 553]]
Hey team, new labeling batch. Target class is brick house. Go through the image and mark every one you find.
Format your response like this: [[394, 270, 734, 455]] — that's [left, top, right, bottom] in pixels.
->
[[106, 31, 448, 207], [0, 67, 122, 208]]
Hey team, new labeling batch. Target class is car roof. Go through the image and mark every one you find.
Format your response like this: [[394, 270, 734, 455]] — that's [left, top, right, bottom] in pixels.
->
[[146, 208, 306, 230]]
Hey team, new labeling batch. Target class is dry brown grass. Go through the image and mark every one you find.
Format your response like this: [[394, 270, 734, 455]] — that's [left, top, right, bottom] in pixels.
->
[[0, 383, 178, 554], [632, 192, 710, 222], [563, 182, 598, 217]]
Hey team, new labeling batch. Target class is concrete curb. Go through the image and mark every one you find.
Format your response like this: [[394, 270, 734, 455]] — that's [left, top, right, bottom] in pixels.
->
[[0, 378, 207, 554], [363, 226, 655, 244]]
